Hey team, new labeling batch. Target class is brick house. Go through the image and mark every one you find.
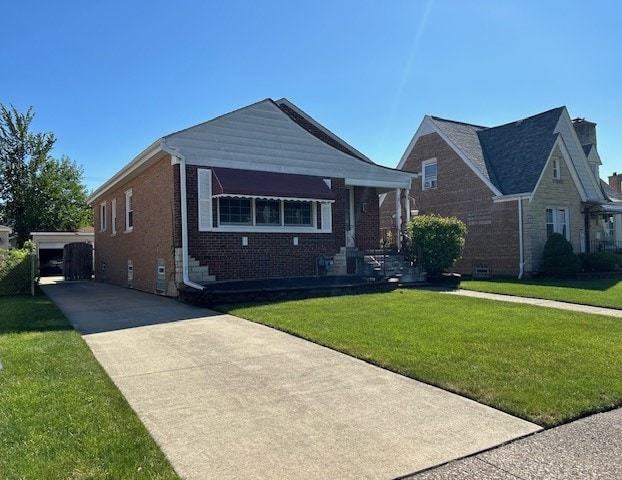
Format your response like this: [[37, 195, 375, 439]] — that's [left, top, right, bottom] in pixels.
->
[[87, 98, 413, 295], [381, 106, 622, 277]]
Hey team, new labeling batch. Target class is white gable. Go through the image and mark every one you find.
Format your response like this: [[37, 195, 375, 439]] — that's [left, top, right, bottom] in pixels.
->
[[163, 100, 412, 189]]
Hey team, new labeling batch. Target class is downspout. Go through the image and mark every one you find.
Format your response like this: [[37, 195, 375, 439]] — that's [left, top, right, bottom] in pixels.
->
[[518, 196, 525, 279], [166, 147, 204, 291]]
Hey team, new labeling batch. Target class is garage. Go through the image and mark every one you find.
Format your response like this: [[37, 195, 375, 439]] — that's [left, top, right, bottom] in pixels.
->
[[31, 229, 95, 278]]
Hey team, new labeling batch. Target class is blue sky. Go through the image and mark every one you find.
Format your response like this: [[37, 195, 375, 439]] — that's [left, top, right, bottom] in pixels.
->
[[3, 0, 621, 192]]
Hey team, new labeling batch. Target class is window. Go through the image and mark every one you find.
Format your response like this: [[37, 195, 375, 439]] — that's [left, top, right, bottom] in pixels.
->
[[217, 198, 316, 228], [422, 159, 437, 190], [255, 200, 280, 225], [546, 208, 568, 240], [552, 159, 560, 179], [99, 202, 107, 231], [111, 198, 117, 235], [219, 198, 252, 225], [125, 190, 133, 231], [284, 201, 312, 226], [606, 215, 615, 240], [202, 170, 333, 231]]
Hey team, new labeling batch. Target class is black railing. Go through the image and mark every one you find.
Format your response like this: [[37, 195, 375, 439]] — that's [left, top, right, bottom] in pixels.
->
[[590, 240, 622, 252]]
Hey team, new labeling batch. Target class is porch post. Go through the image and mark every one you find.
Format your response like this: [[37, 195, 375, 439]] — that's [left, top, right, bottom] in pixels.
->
[[395, 188, 402, 250]]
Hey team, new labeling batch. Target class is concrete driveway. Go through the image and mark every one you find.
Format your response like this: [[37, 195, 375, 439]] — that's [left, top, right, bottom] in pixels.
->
[[41, 281, 540, 480]]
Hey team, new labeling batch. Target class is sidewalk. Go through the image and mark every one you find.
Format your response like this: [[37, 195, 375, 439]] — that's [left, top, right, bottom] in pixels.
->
[[408, 407, 622, 479], [441, 289, 622, 318]]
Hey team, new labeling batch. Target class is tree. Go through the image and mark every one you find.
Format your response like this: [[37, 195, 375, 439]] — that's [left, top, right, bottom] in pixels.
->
[[0, 105, 92, 246], [406, 214, 467, 278]]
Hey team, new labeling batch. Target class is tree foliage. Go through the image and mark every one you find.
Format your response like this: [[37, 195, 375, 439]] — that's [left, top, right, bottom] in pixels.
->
[[406, 214, 467, 277], [0, 104, 91, 246]]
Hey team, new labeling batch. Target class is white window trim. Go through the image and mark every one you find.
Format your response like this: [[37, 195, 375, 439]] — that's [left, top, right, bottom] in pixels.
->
[[546, 207, 569, 241], [216, 197, 327, 233], [552, 159, 561, 180], [111, 198, 117, 235], [124, 189, 133, 233], [99, 202, 107, 232], [197, 168, 332, 233], [422, 158, 437, 191]]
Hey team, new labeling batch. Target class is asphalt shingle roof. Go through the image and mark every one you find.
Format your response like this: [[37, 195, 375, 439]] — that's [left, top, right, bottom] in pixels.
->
[[430, 107, 565, 195], [601, 180, 622, 202], [477, 107, 565, 195]]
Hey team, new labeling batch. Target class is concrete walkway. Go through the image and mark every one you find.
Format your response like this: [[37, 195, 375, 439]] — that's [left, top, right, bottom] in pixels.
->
[[441, 288, 622, 318], [41, 281, 540, 480]]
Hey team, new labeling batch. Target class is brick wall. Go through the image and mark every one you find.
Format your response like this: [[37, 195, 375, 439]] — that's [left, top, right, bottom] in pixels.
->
[[354, 186, 381, 250], [395, 132, 521, 276], [185, 167, 381, 281], [93, 155, 177, 294], [94, 160, 386, 290]]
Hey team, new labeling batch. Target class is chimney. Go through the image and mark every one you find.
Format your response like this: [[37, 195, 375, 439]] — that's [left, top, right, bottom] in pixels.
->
[[572, 117, 597, 148], [609, 172, 622, 194], [573, 117, 601, 179]]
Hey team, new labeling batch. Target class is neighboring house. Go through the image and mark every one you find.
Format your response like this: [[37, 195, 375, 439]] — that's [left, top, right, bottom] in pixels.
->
[[87, 98, 414, 296], [0, 225, 12, 250], [381, 106, 621, 277]]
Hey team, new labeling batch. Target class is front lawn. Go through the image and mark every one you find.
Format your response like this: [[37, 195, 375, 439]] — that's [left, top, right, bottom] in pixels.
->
[[0, 291, 180, 479], [461, 277, 622, 309], [219, 289, 622, 428]]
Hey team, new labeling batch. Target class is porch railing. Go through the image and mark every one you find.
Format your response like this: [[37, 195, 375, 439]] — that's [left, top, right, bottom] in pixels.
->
[[590, 240, 622, 252]]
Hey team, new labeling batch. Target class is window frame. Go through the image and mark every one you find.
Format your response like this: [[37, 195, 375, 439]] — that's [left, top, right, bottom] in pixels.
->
[[546, 207, 569, 240], [125, 189, 133, 232], [111, 198, 117, 235], [198, 168, 333, 233], [552, 158, 561, 180], [216, 197, 321, 232], [422, 158, 437, 191], [99, 202, 107, 232]]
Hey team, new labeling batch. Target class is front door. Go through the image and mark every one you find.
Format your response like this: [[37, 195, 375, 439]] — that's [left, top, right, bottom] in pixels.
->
[[345, 187, 355, 247]]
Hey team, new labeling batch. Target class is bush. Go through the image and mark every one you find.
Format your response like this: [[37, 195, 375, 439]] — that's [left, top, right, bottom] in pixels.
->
[[0, 248, 34, 295], [578, 252, 622, 272], [541, 233, 581, 276], [406, 214, 467, 278]]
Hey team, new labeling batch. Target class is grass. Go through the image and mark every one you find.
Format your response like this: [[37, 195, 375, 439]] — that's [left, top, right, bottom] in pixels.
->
[[0, 290, 180, 480], [219, 289, 622, 428], [460, 277, 622, 309]]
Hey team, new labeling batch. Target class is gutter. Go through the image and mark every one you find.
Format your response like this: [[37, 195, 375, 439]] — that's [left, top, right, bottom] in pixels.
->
[[517, 196, 525, 279], [163, 145, 205, 291]]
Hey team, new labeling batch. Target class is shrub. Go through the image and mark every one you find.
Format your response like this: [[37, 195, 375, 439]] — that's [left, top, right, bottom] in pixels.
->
[[0, 247, 34, 295], [578, 252, 622, 272], [406, 214, 467, 278], [541, 233, 581, 276]]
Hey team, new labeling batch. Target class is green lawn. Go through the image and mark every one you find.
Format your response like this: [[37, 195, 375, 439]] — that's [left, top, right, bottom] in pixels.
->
[[219, 289, 622, 428], [0, 291, 180, 480], [460, 277, 622, 309]]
